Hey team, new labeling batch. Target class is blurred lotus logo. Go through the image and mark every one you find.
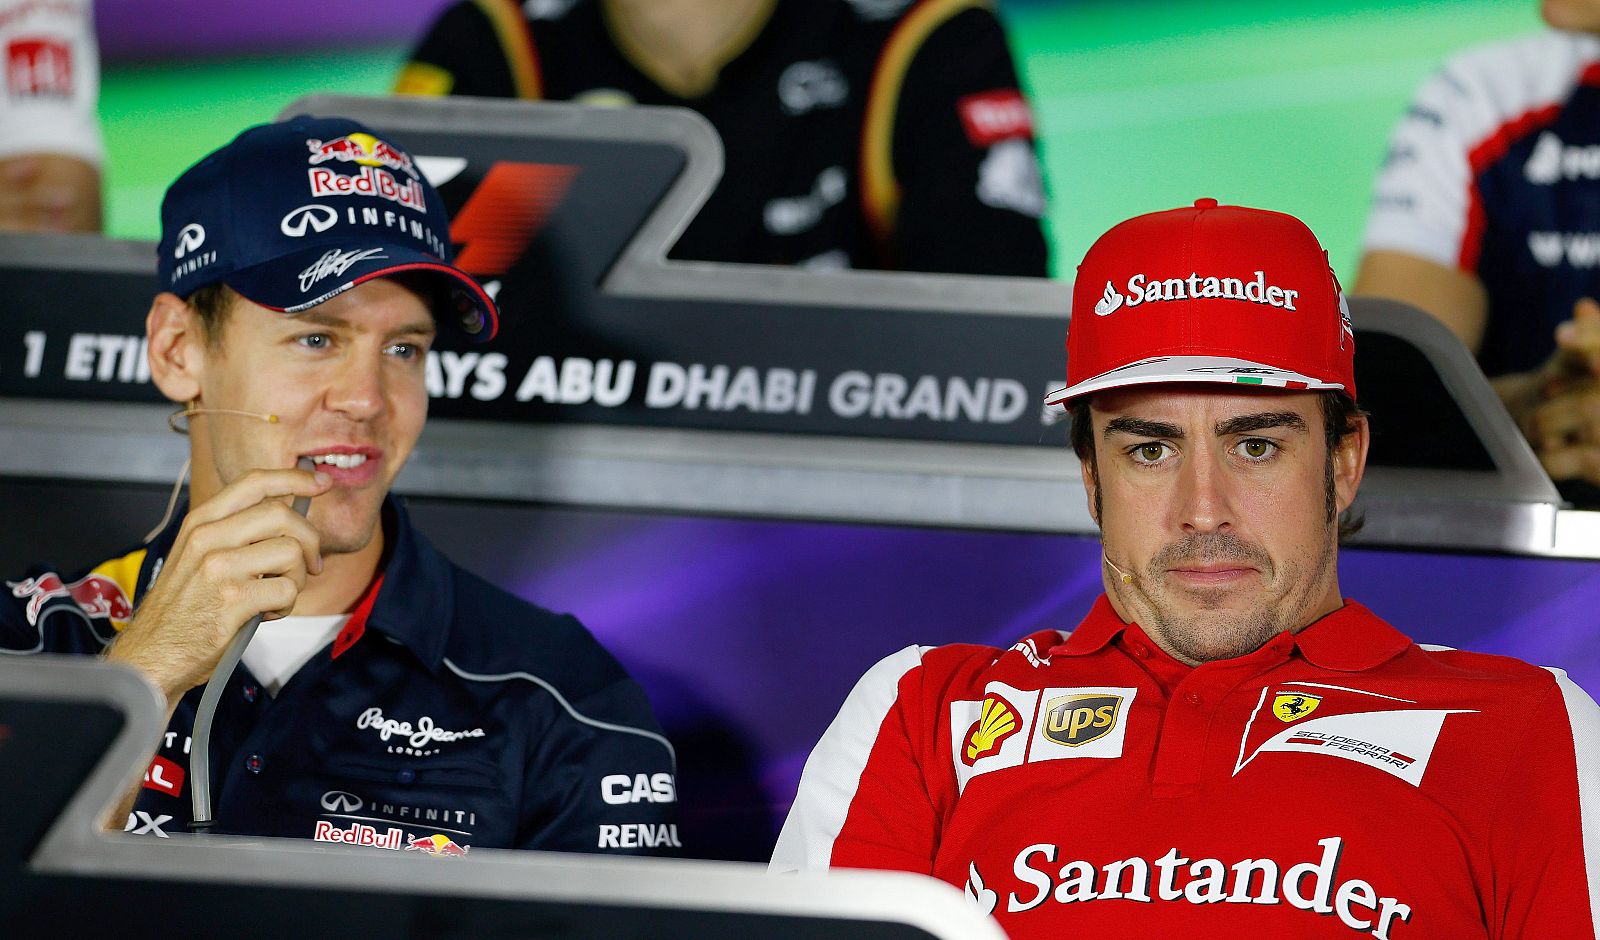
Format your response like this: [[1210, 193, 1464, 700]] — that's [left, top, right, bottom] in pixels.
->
[[962, 693, 1021, 765], [174, 223, 206, 259], [1095, 281, 1124, 316]]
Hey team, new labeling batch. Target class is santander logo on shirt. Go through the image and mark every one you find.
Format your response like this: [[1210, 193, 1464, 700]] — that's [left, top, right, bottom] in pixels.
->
[[1093, 270, 1302, 316], [966, 835, 1413, 940]]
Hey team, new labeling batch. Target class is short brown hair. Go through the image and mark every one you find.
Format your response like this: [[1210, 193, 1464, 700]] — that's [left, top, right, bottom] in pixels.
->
[[1068, 390, 1365, 539], [183, 282, 237, 347]]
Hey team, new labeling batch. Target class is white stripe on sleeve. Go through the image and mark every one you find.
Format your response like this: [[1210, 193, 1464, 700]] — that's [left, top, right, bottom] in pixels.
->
[[1549, 667, 1600, 935], [769, 645, 928, 874], [1362, 31, 1600, 266]]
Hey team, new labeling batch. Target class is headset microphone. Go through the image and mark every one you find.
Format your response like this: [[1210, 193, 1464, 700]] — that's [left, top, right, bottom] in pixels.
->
[[167, 406, 279, 434], [1102, 552, 1134, 585]]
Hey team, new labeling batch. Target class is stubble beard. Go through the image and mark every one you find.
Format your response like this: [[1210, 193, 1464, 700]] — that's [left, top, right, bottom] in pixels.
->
[[310, 491, 385, 555], [1136, 527, 1336, 664]]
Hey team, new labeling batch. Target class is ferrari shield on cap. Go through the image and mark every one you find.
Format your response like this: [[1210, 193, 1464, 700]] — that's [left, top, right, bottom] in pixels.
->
[[156, 115, 499, 342], [1046, 199, 1355, 405]]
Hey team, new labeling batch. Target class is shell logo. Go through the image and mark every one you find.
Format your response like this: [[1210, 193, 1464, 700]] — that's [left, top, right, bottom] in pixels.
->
[[962, 693, 1021, 766]]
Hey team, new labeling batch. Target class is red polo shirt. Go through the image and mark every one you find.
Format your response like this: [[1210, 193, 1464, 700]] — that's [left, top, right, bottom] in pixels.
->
[[772, 597, 1600, 939]]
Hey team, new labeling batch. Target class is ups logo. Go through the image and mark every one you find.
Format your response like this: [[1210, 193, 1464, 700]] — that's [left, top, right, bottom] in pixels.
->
[[1041, 693, 1124, 747]]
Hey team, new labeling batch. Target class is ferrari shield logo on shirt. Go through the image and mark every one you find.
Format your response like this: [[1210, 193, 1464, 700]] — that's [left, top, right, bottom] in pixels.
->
[[1236, 682, 1476, 787], [1273, 692, 1322, 723]]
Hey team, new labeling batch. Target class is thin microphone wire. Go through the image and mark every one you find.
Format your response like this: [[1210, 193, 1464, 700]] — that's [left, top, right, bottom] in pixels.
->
[[143, 458, 190, 544], [1102, 552, 1134, 585], [155, 407, 278, 540], [189, 456, 314, 833], [167, 406, 278, 435]]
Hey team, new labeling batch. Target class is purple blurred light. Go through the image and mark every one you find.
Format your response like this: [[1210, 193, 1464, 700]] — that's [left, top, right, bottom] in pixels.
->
[[96, 0, 451, 61]]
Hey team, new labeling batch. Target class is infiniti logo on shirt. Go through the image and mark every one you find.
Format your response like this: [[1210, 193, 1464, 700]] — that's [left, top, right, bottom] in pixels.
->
[[321, 790, 363, 813]]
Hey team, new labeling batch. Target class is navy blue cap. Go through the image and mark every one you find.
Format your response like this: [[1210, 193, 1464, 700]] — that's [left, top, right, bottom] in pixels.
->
[[157, 115, 497, 341]]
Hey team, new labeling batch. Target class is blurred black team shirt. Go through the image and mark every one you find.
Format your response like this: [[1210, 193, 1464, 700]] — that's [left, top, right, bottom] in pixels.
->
[[398, 0, 1051, 276]]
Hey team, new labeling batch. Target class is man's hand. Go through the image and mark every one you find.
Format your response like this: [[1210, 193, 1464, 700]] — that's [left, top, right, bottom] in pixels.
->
[[1510, 299, 1600, 485], [103, 468, 329, 704]]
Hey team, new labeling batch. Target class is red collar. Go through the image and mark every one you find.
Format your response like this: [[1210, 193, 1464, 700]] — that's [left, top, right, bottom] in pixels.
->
[[330, 572, 385, 659], [1048, 594, 1413, 672]]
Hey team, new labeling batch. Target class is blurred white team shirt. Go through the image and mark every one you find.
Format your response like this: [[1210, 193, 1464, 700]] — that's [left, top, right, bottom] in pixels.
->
[[0, 0, 102, 164]]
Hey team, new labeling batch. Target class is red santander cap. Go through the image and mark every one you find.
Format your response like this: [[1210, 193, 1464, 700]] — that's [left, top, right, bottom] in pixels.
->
[[1046, 199, 1356, 405]]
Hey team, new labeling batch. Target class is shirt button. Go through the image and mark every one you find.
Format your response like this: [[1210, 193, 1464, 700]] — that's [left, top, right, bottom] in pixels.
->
[[242, 685, 259, 703], [1132, 645, 1150, 659], [396, 769, 416, 785], [1185, 692, 1203, 707], [245, 754, 264, 774]]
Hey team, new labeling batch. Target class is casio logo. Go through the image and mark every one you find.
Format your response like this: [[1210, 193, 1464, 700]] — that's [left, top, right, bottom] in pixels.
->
[[600, 772, 676, 804]]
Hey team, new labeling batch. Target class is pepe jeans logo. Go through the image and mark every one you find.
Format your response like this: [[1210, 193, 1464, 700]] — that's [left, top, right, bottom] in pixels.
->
[[356, 707, 485, 757]]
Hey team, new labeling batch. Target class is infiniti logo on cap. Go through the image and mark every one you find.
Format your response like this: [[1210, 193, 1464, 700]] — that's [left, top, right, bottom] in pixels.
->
[[174, 223, 206, 259], [281, 204, 339, 237]]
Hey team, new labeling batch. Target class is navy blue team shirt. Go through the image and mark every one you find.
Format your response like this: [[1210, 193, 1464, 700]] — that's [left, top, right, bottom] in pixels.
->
[[2, 496, 679, 855]]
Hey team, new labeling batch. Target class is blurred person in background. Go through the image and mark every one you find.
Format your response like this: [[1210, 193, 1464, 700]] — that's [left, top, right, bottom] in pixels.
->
[[396, 0, 1049, 276], [1357, 0, 1600, 500], [0, 0, 102, 232]]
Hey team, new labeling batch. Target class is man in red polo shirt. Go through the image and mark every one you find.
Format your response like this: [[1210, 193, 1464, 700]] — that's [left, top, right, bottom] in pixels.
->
[[770, 200, 1600, 939]]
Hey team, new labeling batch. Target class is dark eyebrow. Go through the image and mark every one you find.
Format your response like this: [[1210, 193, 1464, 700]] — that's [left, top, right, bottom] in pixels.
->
[[1104, 417, 1183, 439], [1215, 412, 1308, 436]]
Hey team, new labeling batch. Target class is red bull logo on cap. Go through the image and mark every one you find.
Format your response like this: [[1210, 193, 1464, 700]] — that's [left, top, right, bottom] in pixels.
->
[[9, 571, 133, 627], [309, 165, 428, 215], [306, 132, 418, 179], [405, 833, 471, 857]]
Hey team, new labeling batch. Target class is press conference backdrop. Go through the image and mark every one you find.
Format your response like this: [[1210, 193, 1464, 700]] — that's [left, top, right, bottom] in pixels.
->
[[95, 0, 1539, 274]]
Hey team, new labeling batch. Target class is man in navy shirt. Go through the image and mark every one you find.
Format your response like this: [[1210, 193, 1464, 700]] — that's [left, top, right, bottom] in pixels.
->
[[2, 117, 679, 854]]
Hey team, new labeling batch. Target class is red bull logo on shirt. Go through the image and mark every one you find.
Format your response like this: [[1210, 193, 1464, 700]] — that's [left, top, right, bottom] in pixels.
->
[[405, 833, 470, 857], [8, 571, 133, 626], [306, 133, 418, 179], [313, 820, 405, 850]]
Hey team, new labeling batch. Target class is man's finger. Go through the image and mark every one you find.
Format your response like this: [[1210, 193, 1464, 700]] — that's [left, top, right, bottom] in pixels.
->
[[181, 500, 323, 577], [180, 466, 330, 530]]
